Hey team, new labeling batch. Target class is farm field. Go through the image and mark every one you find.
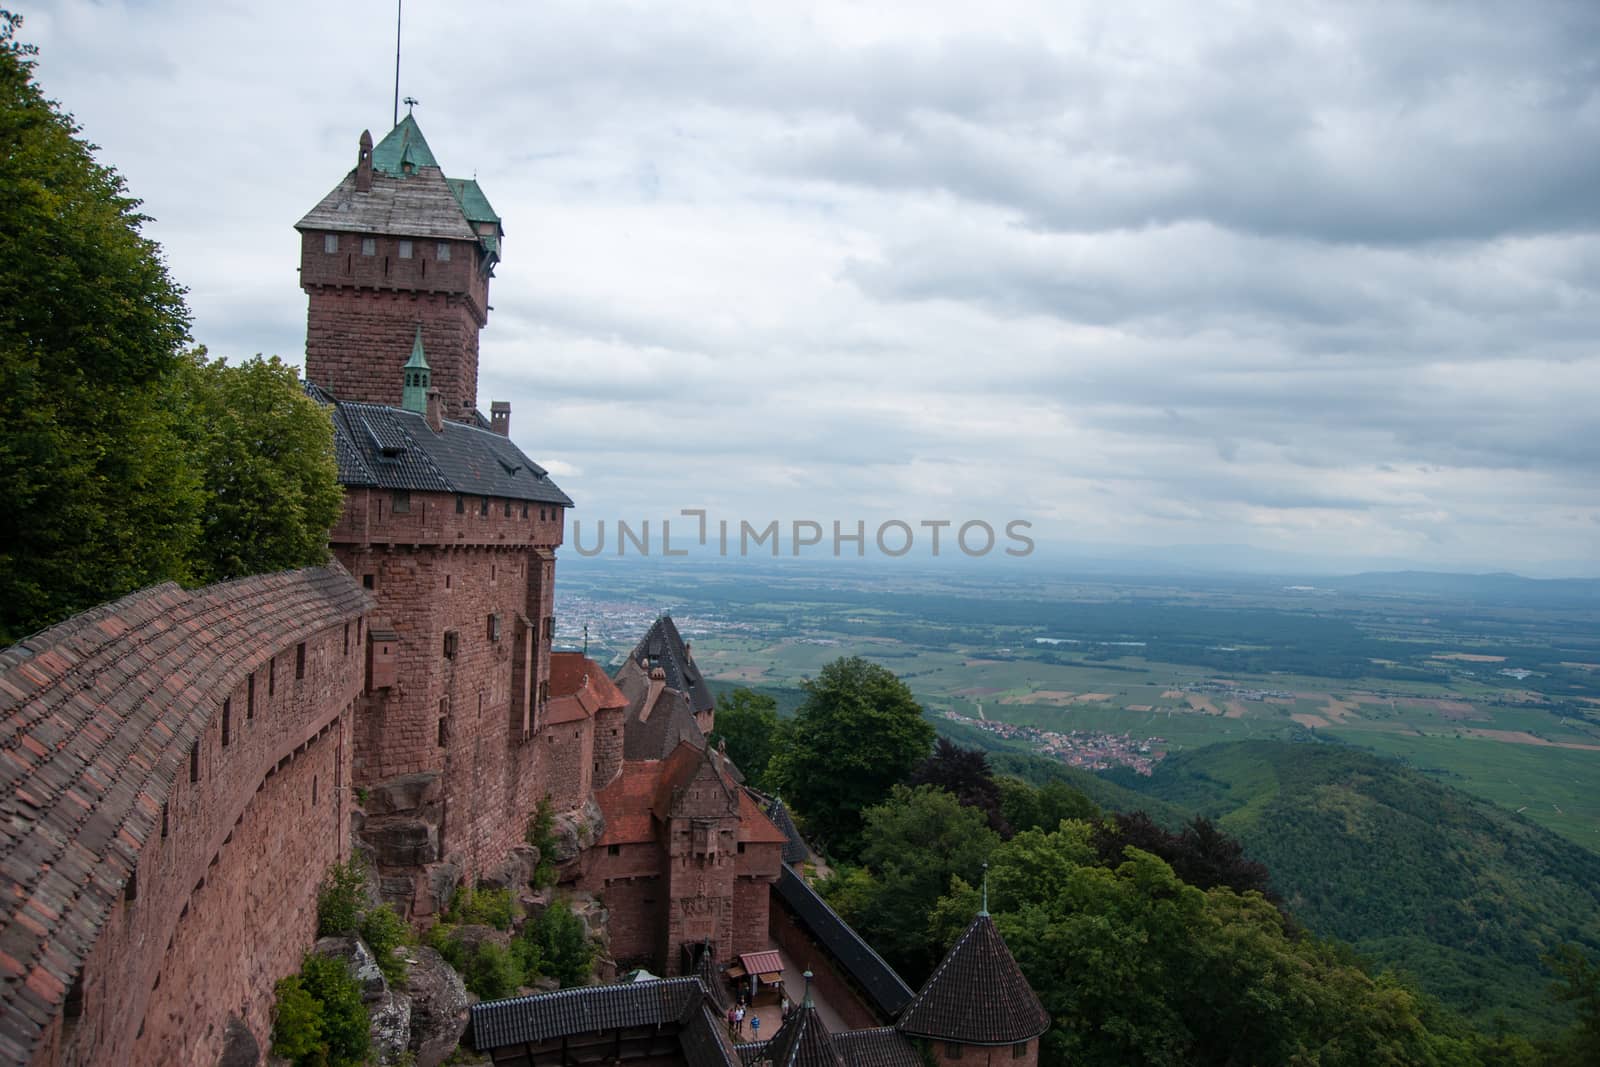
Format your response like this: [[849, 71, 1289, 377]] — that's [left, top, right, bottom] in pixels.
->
[[556, 557, 1600, 850]]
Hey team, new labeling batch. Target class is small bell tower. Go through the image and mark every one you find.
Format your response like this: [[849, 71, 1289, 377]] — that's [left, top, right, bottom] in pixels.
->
[[401, 326, 430, 414]]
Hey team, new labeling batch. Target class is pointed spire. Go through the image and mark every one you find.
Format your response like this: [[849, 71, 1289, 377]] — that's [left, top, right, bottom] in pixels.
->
[[979, 862, 989, 917], [401, 326, 431, 413], [803, 969, 814, 1008], [896, 912, 1049, 1045]]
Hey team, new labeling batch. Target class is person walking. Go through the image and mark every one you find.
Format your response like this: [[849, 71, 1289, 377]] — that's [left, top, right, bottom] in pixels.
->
[[727, 1005, 738, 1037], [750, 1014, 762, 1041], [734, 1004, 745, 1037]]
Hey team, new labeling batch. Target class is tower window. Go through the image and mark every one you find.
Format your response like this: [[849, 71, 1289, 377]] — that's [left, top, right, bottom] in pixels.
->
[[398, 240, 413, 259], [296, 643, 306, 679], [455, 494, 465, 514], [391, 490, 411, 514], [946, 1045, 963, 1060], [247, 673, 255, 720], [487, 614, 501, 642], [190, 743, 199, 783], [221, 699, 231, 747], [323, 233, 339, 253], [1012, 1043, 1028, 1059], [480, 496, 489, 516], [503, 499, 511, 517], [443, 630, 458, 659], [361, 237, 376, 256], [437, 242, 451, 261]]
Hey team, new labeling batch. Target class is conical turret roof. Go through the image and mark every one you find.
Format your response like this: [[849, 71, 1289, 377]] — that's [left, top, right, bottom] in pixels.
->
[[896, 914, 1049, 1045], [763, 1000, 846, 1067]]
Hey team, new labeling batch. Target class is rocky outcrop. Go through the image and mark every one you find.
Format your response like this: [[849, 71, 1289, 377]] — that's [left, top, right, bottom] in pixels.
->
[[314, 935, 387, 1001], [549, 798, 605, 866], [406, 945, 470, 1067], [368, 990, 413, 1066], [355, 772, 447, 915], [216, 1015, 260, 1067], [480, 844, 541, 891]]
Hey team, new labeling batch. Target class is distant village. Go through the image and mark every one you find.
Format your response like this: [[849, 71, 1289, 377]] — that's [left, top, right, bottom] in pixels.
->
[[941, 711, 1166, 775]]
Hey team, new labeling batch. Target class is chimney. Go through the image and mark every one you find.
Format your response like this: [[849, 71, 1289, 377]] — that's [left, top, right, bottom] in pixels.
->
[[425, 388, 443, 434], [641, 666, 667, 722], [490, 400, 511, 437], [355, 130, 374, 192]]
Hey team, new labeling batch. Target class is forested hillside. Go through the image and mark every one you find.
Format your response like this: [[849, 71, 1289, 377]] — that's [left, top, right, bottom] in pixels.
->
[[1108, 741, 1600, 1031]]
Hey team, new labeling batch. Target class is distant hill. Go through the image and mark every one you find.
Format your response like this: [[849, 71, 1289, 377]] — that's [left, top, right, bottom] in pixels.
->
[[1322, 570, 1600, 608], [1106, 741, 1600, 1033]]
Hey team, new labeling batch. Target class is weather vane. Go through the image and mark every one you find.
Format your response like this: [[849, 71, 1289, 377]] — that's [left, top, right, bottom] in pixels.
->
[[403, 96, 419, 115]]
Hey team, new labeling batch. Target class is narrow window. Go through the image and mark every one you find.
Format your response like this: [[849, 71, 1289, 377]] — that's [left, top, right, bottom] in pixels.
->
[[1012, 1043, 1028, 1059], [247, 673, 255, 720], [538, 680, 549, 704], [486, 614, 500, 642], [437, 242, 451, 261], [455, 494, 465, 514], [312, 776, 318, 805], [607, 844, 620, 856], [221, 699, 231, 747], [161, 802, 169, 839], [64, 972, 85, 1021], [295, 643, 306, 680], [737, 842, 747, 854], [391, 490, 411, 514], [443, 631, 458, 659], [438, 710, 449, 747], [356, 618, 362, 642], [398, 239, 413, 259], [362, 237, 376, 256], [540, 507, 546, 521], [445, 574, 452, 590], [522, 502, 529, 518], [323, 233, 338, 253], [189, 744, 199, 783], [343, 623, 350, 655], [124, 871, 138, 902], [491, 564, 496, 581], [480, 496, 489, 516], [268, 657, 276, 696]]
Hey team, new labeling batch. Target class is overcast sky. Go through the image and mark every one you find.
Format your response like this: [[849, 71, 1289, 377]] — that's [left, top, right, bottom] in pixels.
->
[[26, 1, 1600, 575]]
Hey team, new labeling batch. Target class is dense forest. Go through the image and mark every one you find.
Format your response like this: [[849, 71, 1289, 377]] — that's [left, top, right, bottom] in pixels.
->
[[714, 663, 1600, 1065]]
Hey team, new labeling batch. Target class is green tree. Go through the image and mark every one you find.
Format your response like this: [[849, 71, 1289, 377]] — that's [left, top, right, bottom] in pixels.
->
[[709, 687, 783, 787], [767, 657, 934, 858], [521, 901, 595, 987], [998, 776, 1101, 835], [0, 11, 199, 643], [823, 785, 999, 983], [177, 350, 340, 583], [1546, 944, 1600, 1065]]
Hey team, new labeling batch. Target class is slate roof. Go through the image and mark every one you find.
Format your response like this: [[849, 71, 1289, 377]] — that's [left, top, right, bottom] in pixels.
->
[[620, 683, 707, 762], [370, 114, 438, 175], [774, 866, 914, 1020], [471, 977, 738, 1066], [762, 794, 810, 864], [762, 1003, 846, 1067], [315, 393, 573, 506], [627, 616, 714, 716], [296, 162, 477, 240], [834, 1028, 924, 1067], [0, 566, 367, 1065], [895, 914, 1048, 1045]]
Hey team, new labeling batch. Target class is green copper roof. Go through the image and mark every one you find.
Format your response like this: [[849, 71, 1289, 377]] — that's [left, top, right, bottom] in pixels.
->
[[404, 326, 430, 370], [371, 115, 439, 176], [447, 177, 501, 227]]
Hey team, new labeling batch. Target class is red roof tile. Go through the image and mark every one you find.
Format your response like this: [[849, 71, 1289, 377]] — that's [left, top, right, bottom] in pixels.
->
[[594, 760, 663, 845]]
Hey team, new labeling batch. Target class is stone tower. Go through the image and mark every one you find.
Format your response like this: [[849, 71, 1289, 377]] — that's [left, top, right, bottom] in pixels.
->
[[296, 115, 504, 423]]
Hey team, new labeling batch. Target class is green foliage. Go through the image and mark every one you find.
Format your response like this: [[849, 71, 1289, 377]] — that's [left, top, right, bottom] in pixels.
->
[[359, 903, 413, 986], [0, 16, 197, 644], [821, 784, 999, 982], [519, 901, 595, 988], [1117, 741, 1600, 1033], [709, 687, 783, 787], [526, 798, 559, 889], [1545, 945, 1600, 1065], [444, 885, 516, 930], [272, 953, 370, 1067], [766, 656, 935, 859], [464, 942, 520, 1000], [315, 859, 368, 937], [426, 922, 465, 972], [270, 974, 324, 1064], [175, 350, 340, 583], [997, 775, 1102, 835]]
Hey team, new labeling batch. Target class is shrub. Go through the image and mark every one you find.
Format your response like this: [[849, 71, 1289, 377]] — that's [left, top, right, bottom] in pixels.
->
[[316, 859, 368, 937], [359, 903, 412, 985], [426, 922, 466, 971], [521, 901, 594, 988], [271, 952, 370, 1067], [270, 974, 323, 1064], [444, 884, 515, 930], [464, 941, 520, 1000], [527, 797, 559, 889]]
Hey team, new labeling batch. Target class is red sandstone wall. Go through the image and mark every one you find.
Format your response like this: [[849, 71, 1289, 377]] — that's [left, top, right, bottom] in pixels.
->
[[598, 878, 665, 969], [593, 707, 624, 788], [334, 490, 570, 890], [44, 605, 361, 1067], [926, 1039, 1038, 1067], [768, 895, 884, 1031], [300, 228, 489, 421]]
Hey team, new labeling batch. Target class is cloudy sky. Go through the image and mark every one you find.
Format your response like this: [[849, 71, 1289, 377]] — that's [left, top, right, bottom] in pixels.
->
[[26, 1, 1600, 575]]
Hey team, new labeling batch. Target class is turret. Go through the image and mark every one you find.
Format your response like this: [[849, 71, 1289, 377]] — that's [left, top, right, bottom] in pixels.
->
[[401, 326, 430, 413]]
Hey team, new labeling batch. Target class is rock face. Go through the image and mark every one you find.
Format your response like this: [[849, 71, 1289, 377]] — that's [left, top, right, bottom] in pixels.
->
[[216, 1014, 260, 1067], [314, 935, 387, 1001], [407, 945, 471, 1067], [355, 772, 447, 915], [480, 844, 541, 891], [549, 798, 606, 866], [368, 990, 414, 1066]]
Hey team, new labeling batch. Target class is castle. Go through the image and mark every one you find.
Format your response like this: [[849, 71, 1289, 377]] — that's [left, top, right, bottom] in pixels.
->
[[0, 116, 1045, 1067]]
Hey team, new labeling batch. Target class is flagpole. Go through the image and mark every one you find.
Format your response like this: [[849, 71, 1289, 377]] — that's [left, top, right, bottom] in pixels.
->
[[392, 0, 403, 127]]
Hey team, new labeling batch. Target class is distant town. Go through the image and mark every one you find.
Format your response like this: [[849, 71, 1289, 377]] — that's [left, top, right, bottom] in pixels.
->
[[941, 711, 1166, 775]]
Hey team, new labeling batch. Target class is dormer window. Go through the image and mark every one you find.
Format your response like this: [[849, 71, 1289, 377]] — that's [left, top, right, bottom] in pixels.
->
[[437, 242, 451, 262], [323, 233, 339, 253], [398, 240, 413, 259], [362, 238, 376, 256]]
